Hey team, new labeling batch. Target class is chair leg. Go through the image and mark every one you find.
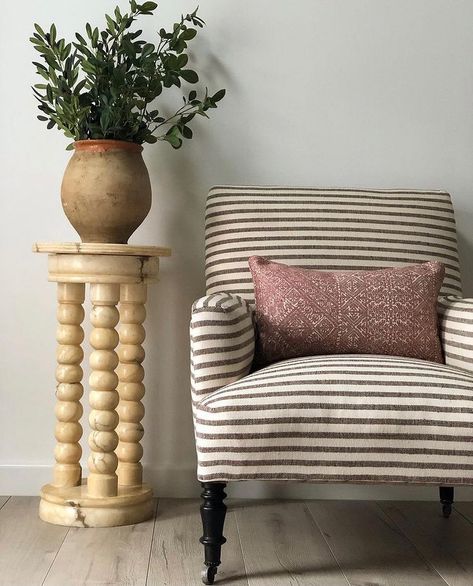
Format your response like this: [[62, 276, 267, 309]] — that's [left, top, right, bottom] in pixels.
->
[[200, 482, 227, 585], [439, 486, 454, 518]]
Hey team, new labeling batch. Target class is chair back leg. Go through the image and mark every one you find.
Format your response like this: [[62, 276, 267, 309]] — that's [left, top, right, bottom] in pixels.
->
[[439, 486, 454, 518]]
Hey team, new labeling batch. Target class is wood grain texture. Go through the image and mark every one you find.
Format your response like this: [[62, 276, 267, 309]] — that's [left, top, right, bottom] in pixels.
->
[[0, 497, 69, 586], [380, 501, 473, 586], [43, 499, 158, 586], [308, 500, 447, 586], [4, 497, 473, 585], [148, 498, 248, 586], [235, 500, 349, 586]]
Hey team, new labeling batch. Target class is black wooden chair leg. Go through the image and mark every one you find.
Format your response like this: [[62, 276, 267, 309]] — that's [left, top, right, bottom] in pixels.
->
[[439, 486, 454, 518], [200, 482, 227, 585]]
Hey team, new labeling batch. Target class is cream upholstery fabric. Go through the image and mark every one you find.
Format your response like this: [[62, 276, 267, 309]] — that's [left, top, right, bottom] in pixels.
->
[[205, 186, 462, 301], [194, 355, 473, 485], [191, 293, 255, 402], [190, 186, 472, 485], [439, 297, 473, 373]]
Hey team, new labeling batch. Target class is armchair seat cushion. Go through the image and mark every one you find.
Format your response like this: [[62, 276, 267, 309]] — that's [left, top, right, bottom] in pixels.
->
[[194, 354, 473, 485]]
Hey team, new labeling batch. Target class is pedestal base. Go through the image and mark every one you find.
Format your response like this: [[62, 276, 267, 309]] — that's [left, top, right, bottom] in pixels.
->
[[39, 481, 154, 527]]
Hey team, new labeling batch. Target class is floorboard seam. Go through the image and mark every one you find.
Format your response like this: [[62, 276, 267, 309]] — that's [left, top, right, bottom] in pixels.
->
[[40, 525, 71, 586], [144, 498, 160, 586], [305, 502, 351, 586], [0, 496, 11, 511], [232, 506, 251, 586], [375, 501, 451, 586]]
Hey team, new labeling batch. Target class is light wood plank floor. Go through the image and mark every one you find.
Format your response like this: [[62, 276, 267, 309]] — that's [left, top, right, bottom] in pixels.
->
[[1, 497, 473, 585]]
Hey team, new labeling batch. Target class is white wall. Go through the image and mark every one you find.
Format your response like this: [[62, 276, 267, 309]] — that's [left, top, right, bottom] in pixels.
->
[[2, 0, 473, 500]]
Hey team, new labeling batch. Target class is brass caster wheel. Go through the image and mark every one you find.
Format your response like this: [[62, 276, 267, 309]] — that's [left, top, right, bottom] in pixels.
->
[[201, 565, 217, 585], [442, 503, 452, 518]]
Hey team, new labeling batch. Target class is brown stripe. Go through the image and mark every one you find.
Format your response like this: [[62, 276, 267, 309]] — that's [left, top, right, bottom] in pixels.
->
[[242, 354, 473, 384], [199, 379, 473, 394], [198, 459, 473, 470], [439, 315, 473, 325], [205, 250, 457, 277], [201, 293, 224, 308], [200, 372, 473, 402], [218, 365, 473, 383], [206, 226, 459, 244], [441, 326, 473, 338], [195, 430, 473, 442], [190, 313, 251, 329], [205, 235, 459, 255], [195, 416, 473, 428], [205, 254, 459, 273], [199, 402, 473, 415], [444, 351, 473, 364], [206, 244, 459, 262], [192, 349, 254, 372], [192, 364, 253, 385], [192, 339, 255, 356], [192, 302, 244, 315], [206, 208, 455, 223], [201, 389, 473, 407], [198, 472, 471, 484], [190, 383, 224, 396], [190, 323, 254, 342], [441, 339, 473, 351], [197, 445, 473, 456], [441, 299, 473, 305], [206, 200, 453, 213], [206, 217, 457, 232]]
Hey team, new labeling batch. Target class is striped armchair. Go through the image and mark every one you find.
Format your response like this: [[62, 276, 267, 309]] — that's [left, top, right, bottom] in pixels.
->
[[190, 186, 473, 585]]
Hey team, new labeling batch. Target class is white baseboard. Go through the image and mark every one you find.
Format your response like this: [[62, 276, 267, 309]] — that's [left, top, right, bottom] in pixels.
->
[[0, 465, 53, 495], [2, 464, 473, 500]]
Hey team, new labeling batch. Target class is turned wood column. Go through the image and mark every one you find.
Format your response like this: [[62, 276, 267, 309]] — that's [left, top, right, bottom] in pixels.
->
[[117, 283, 147, 486], [88, 283, 120, 498], [54, 282, 85, 487]]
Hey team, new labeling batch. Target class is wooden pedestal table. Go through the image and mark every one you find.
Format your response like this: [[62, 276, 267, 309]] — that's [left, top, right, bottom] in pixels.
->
[[33, 243, 171, 528]]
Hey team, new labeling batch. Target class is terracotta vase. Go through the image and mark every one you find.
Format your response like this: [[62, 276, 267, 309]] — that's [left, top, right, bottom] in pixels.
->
[[61, 139, 152, 244]]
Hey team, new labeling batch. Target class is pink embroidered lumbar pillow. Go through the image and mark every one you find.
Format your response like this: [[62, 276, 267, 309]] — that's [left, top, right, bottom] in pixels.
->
[[248, 256, 445, 366]]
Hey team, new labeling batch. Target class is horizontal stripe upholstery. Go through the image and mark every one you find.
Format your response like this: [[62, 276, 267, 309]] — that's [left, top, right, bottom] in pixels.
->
[[191, 292, 255, 402], [205, 186, 463, 301], [192, 186, 472, 486], [439, 297, 473, 373], [194, 354, 473, 485]]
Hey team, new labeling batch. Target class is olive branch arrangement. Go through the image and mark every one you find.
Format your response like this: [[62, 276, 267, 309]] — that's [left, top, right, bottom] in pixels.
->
[[30, 1, 225, 149]]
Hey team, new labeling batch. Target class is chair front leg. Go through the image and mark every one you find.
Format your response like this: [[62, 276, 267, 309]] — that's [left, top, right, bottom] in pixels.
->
[[439, 486, 454, 518], [200, 482, 227, 585]]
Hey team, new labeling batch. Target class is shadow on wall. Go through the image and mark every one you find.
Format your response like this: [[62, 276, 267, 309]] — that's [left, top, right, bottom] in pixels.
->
[[456, 209, 473, 296], [141, 83, 261, 495]]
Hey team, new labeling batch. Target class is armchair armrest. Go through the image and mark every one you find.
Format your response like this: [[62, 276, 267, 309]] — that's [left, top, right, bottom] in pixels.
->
[[190, 293, 255, 403], [438, 296, 473, 373]]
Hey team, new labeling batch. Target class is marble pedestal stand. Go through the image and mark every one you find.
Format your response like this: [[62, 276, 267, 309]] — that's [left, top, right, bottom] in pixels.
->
[[33, 242, 171, 527]]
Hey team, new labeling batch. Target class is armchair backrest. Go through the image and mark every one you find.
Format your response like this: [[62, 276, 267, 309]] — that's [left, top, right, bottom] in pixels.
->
[[205, 186, 462, 302]]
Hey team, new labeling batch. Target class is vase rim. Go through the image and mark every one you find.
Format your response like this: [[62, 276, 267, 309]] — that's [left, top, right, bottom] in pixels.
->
[[74, 139, 143, 153]]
